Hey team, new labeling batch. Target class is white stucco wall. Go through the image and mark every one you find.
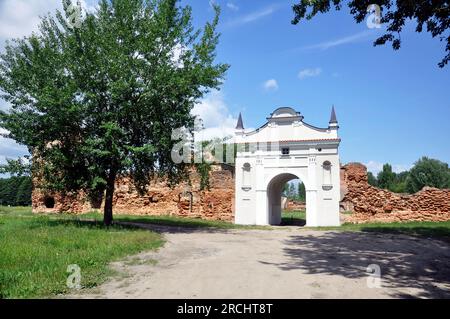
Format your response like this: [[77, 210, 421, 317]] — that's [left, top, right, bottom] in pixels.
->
[[234, 107, 341, 227]]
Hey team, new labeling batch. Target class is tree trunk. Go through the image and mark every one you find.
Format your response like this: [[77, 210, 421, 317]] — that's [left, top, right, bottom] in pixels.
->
[[104, 169, 117, 226]]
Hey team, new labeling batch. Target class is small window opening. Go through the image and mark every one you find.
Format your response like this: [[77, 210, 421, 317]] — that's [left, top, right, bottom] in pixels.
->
[[44, 197, 55, 209]]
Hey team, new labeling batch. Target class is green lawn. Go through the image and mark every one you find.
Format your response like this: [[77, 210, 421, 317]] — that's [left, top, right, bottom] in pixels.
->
[[2, 206, 450, 298], [0, 206, 164, 299], [282, 210, 450, 240], [316, 220, 450, 240], [79, 211, 270, 230], [282, 210, 306, 226]]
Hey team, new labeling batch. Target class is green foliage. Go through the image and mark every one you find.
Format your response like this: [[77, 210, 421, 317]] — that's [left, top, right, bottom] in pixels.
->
[[406, 157, 450, 194], [196, 162, 211, 191], [377, 164, 396, 190], [292, 0, 450, 67], [367, 172, 378, 187], [298, 182, 306, 202], [0, 207, 164, 298], [0, 0, 229, 224], [282, 183, 289, 197], [0, 176, 32, 206], [15, 177, 32, 206], [282, 181, 306, 202], [368, 158, 450, 194], [0, 158, 31, 177], [289, 183, 296, 197]]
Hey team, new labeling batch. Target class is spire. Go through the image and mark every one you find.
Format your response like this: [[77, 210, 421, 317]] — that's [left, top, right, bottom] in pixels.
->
[[236, 112, 244, 130], [329, 105, 338, 124]]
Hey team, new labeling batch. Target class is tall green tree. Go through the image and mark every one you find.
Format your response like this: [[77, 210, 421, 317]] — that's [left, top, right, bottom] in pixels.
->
[[15, 177, 32, 206], [367, 172, 378, 187], [0, 176, 32, 206], [377, 164, 396, 190], [298, 181, 306, 202], [282, 183, 290, 197], [292, 1, 450, 67], [289, 183, 296, 198], [0, 0, 228, 225], [406, 157, 450, 193], [0, 179, 8, 206]]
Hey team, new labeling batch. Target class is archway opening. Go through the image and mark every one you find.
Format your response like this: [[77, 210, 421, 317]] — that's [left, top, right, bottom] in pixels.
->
[[267, 173, 306, 226], [44, 196, 55, 209]]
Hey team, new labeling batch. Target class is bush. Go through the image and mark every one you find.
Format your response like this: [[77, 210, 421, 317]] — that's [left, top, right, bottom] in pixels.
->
[[406, 157, 450, 193], [0, 176, 32, 206]]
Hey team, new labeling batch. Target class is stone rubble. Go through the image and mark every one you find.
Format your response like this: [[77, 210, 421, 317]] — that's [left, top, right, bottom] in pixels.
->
[[340, 163, 450, 223], [32, 162, 450, 224]]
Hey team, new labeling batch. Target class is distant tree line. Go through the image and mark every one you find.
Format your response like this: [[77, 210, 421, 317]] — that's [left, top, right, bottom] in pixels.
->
[[368, 157, 450, 194], [0, 176, 32, 206], [283, 181, 306, 202]]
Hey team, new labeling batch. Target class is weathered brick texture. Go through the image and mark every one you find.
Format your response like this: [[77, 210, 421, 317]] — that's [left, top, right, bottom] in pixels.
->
[[33, 162, 450, 224], [32, 165, 235, 221], [340, 163, 450, 223]]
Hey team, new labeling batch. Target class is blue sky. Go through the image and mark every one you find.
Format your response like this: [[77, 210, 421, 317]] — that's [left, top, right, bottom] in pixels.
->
[[1, 0, 449, 174]]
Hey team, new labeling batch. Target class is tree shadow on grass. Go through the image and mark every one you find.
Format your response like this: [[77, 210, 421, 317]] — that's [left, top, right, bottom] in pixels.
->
[[360, 226, 450, 243], [263, 231, 450, 299], [42, 217, 234, 234], [114, 219, 235, 234]]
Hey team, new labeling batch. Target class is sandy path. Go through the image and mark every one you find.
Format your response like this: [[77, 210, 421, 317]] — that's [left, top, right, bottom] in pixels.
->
[[71, 225, 450, 299]]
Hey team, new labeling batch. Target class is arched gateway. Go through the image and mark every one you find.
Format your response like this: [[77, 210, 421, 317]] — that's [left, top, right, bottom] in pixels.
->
[[234, 107, 341, 227]]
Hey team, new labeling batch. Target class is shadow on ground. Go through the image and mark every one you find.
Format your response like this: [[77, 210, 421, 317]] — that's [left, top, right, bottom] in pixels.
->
[[281, 217, 306, 227], [40, 217, 234, 234], [262, 231, 450, 299]]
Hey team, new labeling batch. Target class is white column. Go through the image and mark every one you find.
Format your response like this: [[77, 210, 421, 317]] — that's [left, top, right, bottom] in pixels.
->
[[255, 158, 268, 225], [306, 154, 318, 227]]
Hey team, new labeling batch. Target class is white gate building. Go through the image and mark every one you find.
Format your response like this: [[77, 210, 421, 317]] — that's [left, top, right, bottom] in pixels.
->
[[234, 107, 341, 227]]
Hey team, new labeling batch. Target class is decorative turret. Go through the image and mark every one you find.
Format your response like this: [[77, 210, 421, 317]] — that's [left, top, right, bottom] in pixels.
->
[[329, 105, 339, 129], [235, 112, 245, 135]]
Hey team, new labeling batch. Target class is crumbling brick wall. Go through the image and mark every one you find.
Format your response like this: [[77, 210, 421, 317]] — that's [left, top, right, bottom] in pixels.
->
[[32, 165, 235, 221], [340, 163, 450, 223], [33, 161, 450, 224]]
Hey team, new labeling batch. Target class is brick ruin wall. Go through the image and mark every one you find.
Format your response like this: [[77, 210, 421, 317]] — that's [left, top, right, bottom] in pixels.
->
[[33, 163, 450, 224], [32, 165, 235, 222], [340, 163, 450, 223]]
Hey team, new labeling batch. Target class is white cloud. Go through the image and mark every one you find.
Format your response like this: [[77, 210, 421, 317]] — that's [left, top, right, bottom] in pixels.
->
[[0, 0, 96, 46], [191, 91, 239, 141], [365, 161, 384, 175], [298, 67, 322, 80], [0, 99, 10, 111], [365, 161, 413, 175], [0, 136, 28, 161], [226, 2, 239, 11], [263, 79, 278, 91], [225, 4, 279, 27], [298, 30, 377, 52], [0, 0, 56, 40]]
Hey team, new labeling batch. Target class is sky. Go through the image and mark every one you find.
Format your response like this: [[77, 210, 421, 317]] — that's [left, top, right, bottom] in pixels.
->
[[0, 0, 449, 175]]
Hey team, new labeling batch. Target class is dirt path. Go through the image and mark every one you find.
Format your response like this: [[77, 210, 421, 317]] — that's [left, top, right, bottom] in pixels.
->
[[72, 225, 450, 299]]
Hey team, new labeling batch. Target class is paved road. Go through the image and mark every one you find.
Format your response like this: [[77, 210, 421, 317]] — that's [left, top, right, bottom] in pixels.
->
[[73, 225, 450, 299]]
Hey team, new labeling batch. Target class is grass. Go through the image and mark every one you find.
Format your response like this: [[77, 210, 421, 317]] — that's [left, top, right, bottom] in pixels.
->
[[282, 210, 306, 226], [0, 206, 164, 299], [2, 206, 450, 298], [281, 210, 450, 240], [316, 220, 450, 241], [78, 211, 270, 230]]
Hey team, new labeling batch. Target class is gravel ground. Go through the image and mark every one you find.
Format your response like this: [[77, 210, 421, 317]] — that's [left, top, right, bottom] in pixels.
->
[[70, 225, 450, 299]]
